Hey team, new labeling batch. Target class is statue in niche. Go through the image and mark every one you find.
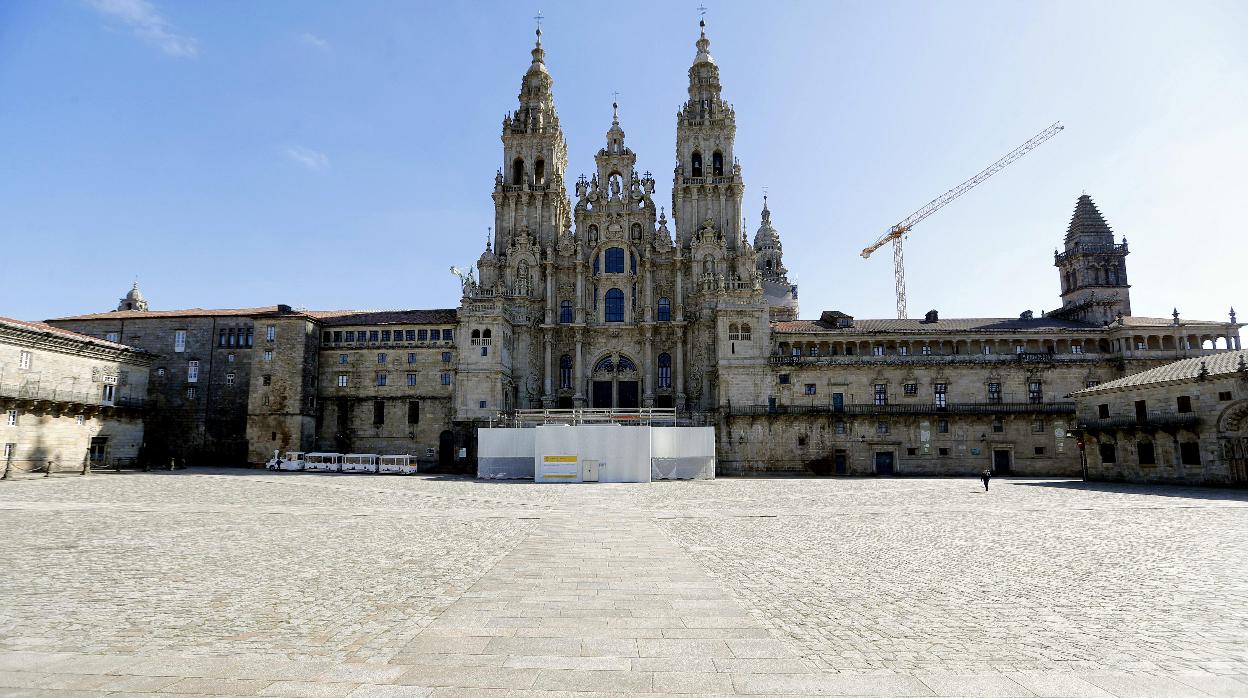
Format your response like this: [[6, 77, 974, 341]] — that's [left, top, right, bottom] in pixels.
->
[[609, 175, 621, 199]]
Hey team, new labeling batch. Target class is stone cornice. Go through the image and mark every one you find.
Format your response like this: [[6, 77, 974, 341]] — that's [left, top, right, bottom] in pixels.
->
[[0, 324, 154, 366]]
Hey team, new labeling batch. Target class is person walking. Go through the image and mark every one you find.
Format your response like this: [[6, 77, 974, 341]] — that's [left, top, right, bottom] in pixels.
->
[[980, 469, 992, 491]]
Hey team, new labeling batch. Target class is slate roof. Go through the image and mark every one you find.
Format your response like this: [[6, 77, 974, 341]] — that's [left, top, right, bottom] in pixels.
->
[[49, 306, 285, 321], [773, 317, 1098, 335], [48, 307, 458, 326], [1065, 194, 1115, 244], [0, 315, 134, 350], [1074, 349, 1248, 396], [309, 309, 458, 326]]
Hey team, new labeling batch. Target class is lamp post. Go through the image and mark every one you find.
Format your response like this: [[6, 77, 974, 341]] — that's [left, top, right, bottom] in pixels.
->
[[1066, 428, 1088, 481]]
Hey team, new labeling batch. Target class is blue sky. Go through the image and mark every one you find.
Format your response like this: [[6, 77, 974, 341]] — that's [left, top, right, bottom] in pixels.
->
[[1, 0, 1244, 324]]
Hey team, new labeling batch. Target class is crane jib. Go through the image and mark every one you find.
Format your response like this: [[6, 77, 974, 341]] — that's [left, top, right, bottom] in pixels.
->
[[860, 121, 1064, 317]]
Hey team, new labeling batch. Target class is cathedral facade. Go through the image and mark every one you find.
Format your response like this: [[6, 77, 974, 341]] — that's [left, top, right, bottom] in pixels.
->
[[456, 23, 797, 421], [41, 22, 1243, 478]]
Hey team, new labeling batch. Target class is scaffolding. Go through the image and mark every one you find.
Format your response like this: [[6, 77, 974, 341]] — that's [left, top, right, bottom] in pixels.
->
[[496, 407, 680, 428]]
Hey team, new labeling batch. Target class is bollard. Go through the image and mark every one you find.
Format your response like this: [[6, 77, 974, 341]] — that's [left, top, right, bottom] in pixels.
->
[[45, 460, 54, 478]]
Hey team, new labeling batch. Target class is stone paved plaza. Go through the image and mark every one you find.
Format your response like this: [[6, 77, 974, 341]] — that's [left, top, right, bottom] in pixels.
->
[[1, 470, 1247, 697]]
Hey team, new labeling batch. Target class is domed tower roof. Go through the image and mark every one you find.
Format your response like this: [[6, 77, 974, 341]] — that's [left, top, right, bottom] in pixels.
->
[[116, 280, 149, 312]]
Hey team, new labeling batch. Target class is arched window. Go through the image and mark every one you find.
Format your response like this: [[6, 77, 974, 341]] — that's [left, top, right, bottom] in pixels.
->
[[765, 260, 772, 270], [482, 329, 491, 341], [658, 353, 671, 389], [657, 297, 671, 322], [534, 159, 545, 185], [594, 356, 615, 373], [559, 300, 572, 324], [559, 354, 573, 389], [712, 150, 724, 177], [605, 247, 625, 273], [511, 158, 524, 185], [471, 329, 481, 346], [617, 356, 637, 372], [740, 323, 752, 340], [605, 289, 625, 322], [728, 323, 741, 341], [691, 151, 703, 178]]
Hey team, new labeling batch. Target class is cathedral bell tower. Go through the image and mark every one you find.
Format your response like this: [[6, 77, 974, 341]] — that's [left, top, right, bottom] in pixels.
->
[[1051, 194, 1132, 324], [493, 29, 572, 253], [672, 19, 743, 250]]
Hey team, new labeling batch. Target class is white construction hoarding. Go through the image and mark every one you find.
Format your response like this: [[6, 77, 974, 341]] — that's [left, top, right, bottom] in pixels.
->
[[478, 424, 715, 483]]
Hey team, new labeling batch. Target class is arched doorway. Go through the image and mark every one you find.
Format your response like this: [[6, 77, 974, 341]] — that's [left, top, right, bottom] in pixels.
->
[[1217, 401, 1248, 485], [590, 353, 640, 408]]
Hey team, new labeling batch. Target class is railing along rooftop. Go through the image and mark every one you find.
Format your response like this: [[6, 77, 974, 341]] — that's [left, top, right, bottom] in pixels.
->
[[500, 407, 679, 427]]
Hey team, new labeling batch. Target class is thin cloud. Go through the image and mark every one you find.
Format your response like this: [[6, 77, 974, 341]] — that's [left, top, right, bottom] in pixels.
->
[[284, 145, 330, 172], [85, 0, 198, 58], [299, 32, 331, 52]]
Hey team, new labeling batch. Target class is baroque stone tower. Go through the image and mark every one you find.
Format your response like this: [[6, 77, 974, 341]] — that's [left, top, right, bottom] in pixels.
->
[[672, 19, 743, 250], [117, 281, 149, 312], [1051, 194, 1131, 324], [492, 28, 572, 252]]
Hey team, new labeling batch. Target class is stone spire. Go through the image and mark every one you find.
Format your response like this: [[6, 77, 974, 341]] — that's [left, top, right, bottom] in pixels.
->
[[753, 195, 787, 283], [694, 19, 715, 65], [1065, 193, 1115, 246], [116, 280, 149, 312]]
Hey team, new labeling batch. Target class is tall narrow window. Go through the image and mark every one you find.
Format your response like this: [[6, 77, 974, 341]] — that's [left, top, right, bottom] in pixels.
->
[[874, 383, 887, 406], [657, 297, 671, 322], [174, 330, 186, 353], [712, 150, 724, 176], [604, 289, 625, 322], [407, 373, 417, 386], [408, 400, 420, 424], [691, 151, 703, 177], [658, 353, 671, 389], [245, 327, 253, 347], [934, 383, 947, 408], [534, 159, 545, 185], [218, 329, 227, 347], [228, 328, 236, 347], [1028, 381, 1042, 404], [559, 354, 573, 389], [187, 361, 199, 383], [266, 325, 276, 342], [373, 400, 385, 425], [512, 158, 524, 185], [560, 300, 573, 324], [988, 382, 1001, 404]]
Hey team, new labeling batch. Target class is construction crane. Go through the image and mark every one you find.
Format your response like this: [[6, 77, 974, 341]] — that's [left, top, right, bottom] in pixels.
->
[[861, 121, 1065, 319]]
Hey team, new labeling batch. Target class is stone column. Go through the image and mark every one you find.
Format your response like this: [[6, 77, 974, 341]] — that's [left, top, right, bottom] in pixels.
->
[[643, 260, 653, 322], [575, 258, 585, 323], [674, 251, 685, 322], [544, 258, 555, 324], [675, 334, 686, 411], [574, 328, 585, 406], [642, 327, 654, 407], [543, 331, 553, 407]]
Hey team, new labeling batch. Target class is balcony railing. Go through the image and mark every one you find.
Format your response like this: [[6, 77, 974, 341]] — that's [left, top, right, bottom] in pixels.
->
[[768, 353, 1098, 366], [1054, 242, 1129, 264], [0, 382, 145, 409], [726, 401, 1076, 417], [1080, 414, 1200, 433]]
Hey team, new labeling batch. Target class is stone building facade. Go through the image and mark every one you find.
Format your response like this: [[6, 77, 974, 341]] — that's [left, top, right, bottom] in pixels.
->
[[0, 316, 151, 473], [41, 22, 1244, 473], [1073, 349, 1248, 486]]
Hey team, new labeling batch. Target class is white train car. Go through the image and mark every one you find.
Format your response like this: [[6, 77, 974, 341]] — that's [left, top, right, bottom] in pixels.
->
[[341, 453, 380, 474], [379, 454, 418, 475], [304, 452, 342, 473], [266, 451, 307, 471]]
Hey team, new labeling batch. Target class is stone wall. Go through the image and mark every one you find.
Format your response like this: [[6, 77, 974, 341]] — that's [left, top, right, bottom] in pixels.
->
[[0, 320, 151, 470]]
